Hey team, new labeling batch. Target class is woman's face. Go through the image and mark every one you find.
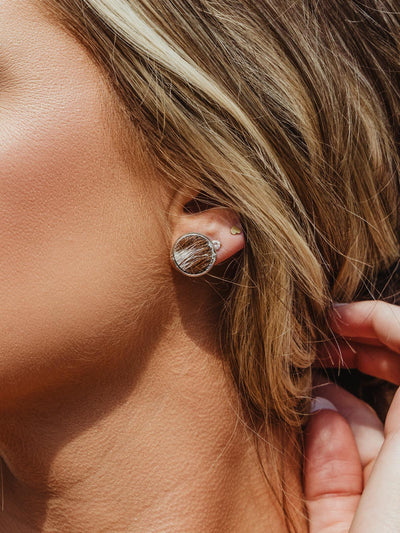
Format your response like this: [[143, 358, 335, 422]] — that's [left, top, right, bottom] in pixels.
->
[[0, 0, 171, 404]]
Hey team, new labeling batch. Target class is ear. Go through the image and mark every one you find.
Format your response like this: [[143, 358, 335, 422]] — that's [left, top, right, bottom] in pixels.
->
[[170, 191, 245, 267]]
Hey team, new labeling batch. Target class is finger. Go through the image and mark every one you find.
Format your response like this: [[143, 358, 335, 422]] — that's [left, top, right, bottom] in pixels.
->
[[355, 344, 400, 385], [350, 389, 400, 532], [383, 385, 400, 437], [330, 301, 400, 353], [318, 341, 400, 384], [351, 434, 400, 532], [313, 377, 384, 482], [317, 339, 357, 368], [304, 406, 362, 533]]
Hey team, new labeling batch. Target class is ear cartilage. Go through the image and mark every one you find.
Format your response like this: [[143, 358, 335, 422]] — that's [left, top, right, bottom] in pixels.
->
[[230, 225, 242, 235], [171, 233, 218, 277]]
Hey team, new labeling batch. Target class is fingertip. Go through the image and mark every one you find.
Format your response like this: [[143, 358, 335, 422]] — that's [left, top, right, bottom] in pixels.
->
[[329, 303, 351, 331], [304, 409, 362, 500]]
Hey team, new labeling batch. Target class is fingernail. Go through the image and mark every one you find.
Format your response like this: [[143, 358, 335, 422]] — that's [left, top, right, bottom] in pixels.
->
[[310, 397, 338, 414], [330, 302, 348, 321]]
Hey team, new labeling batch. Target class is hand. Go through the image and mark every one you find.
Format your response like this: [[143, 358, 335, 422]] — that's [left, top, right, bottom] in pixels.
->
[[304, 301, 400, 532], [319, 301, 400, 385]]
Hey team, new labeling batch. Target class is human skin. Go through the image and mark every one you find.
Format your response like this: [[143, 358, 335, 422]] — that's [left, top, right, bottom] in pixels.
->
[[0, 1, 305, 531], [304, 301, 400, 532]]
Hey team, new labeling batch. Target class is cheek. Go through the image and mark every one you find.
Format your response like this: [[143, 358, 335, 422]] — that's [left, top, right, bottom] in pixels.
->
[[0, 69, 169, 398]]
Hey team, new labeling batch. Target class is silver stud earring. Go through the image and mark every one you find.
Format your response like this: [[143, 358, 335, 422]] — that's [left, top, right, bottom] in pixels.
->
[[171, 233, 221, 277]]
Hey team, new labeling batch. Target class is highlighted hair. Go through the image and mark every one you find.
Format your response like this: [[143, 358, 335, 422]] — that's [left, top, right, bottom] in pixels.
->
[[43, 0, 400, 432]]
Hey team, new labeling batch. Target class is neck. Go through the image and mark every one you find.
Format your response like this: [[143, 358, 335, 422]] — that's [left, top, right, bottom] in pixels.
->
[[0, 322, 306, 532]]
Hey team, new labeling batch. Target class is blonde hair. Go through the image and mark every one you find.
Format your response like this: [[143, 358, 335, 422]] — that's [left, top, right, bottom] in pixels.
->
[[42, 0, 400, 431]]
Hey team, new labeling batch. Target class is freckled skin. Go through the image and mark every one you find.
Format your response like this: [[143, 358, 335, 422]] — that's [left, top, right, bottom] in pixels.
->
[[0, 2, 306, 531]]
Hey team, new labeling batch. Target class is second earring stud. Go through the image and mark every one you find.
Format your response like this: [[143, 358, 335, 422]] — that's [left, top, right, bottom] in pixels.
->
[[171, 233, 221, 277]]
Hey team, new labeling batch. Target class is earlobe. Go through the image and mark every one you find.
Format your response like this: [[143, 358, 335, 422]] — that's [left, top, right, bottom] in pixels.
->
[[170, 206, 245, 277]]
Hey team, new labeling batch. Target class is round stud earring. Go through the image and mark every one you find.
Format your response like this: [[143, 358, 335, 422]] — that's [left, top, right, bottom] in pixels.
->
[[171, 233, 221, 277]]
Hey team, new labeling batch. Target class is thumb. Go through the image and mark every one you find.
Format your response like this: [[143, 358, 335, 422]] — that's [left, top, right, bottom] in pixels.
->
[[304, 398, 363, 533], [349, 389, 400, 532]]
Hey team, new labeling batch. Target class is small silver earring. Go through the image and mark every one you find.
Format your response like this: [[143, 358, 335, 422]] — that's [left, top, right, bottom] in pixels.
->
[[171, 233, 221, 277]]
